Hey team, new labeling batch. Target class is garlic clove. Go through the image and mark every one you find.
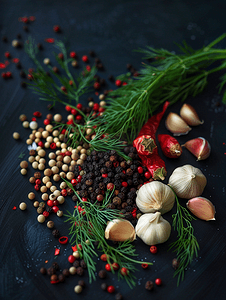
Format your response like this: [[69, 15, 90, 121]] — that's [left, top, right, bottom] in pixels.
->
[[165, 112, 191, 136], [186, 197, 216, 221], [168, 164, 207, 199], [182, 137, 211, 161], [180, 103, 204, 126], [105, 219, 136, 242]]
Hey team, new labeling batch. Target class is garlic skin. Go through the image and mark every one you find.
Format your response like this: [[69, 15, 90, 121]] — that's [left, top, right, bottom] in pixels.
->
[[165, 112, 191, 136], [180, 103, 204, 126], [183, 137, 211, 161], [136, 181, 175, 214], [186, 197, 216, 221], [135, 212, 171, 245], [105, 219, 136, 242], [168, 164, 207, 199]]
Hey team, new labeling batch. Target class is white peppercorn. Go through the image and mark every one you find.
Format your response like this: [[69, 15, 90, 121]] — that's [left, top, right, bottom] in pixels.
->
[[37, 215, 45, 223], [19, 202, 27, 210]]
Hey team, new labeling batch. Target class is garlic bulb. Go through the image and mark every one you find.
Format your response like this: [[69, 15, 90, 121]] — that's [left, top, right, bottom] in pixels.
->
[[136, 181, 175, 214], [168, 164, 207, 199], [165, 112, 191, 136], [105, 219, 136, 242], [135, 212, 171, 245], [180, 103, 204, 126]]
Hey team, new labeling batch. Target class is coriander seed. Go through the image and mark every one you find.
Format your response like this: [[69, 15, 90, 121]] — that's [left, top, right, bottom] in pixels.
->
[[20, 161, 28, 168], [28, 192, 35, 200]]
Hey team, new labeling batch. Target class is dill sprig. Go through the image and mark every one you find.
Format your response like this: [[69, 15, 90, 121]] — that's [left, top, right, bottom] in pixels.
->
[[24, 37, 96, 105], [93, 33, 226, 142], [64, 181, 152, 288], [169, 187, 199, 286]]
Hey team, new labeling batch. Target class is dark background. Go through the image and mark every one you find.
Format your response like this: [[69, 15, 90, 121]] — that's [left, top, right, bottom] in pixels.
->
[[0, 0, 226, 299]]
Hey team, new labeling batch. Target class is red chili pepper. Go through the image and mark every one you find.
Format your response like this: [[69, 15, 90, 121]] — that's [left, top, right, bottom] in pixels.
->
[[133, 101, 169, 180], [158, 134, 182, 158], [50, 280, 59, 284], [0, 63, 6, 69], [12, 206, 17, 210], [141, 263, 149, 269], [58, 236, 68, 245], [12, 58, 20, 63], [54, 248, 60, 256]]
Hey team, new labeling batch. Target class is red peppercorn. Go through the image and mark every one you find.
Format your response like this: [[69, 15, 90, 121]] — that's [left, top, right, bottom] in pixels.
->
[[68, 255, 76, 263], [4, 51, 11, 58], [35, 179, 41, 185], [93, 82, 101, 90], [137, 166, 143, 174], [52, 206, 59, 213], [75, 115, 82, 121], [71, 108, 77, 115], [122, 82, 127, 86], [120, 267, 129, 276], [97, 194, 104, 202], [155, 278, 162, 286], [43, 211, 49, 217], [144, 171, 151, 179], [61, 86, 67, 93], [99, 107, 105, 113], [47, 200, 54, 207], [115, 79, 122, 87], [77, 175, 82, 182], [53, 25, 61, 32], [76, 103, 83, 110], [27, 74, 33, 80], [112, 262, 119, 271], [71, 179, 78, 186], [105, 263, 112, 271], [6, 71, 12, 78], [33, 111, 42, 117], [81, 197, 87, 202], [107, 285, 115, 293], [43, 119, 50, 125], [82, 55, 89, 62], [34, 184, 40, 191], [38, 141, 44, 148], [61, 189, 67, 196], [67, 119, 74, 125], [106, 183, 114, 191], [52, 200, 59, 206], [150, 245, 158, 254], [102, 173, 108, 178], [121, 182, 128, 187], [113, 161, 119, 168], [65, 105, 72, 112], [70, 51, 77, 58], [100, 254, 108, 261], [86, 65, 91, 72], [93, 103, 99, 111], [58, 53, 64, 60], [50, 143, 56, 149], [1, 72, 6, 79]]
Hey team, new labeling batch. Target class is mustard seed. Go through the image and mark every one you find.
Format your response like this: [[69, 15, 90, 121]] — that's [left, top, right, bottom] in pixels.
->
[[13, 132, 20, 140], [19, 202, 27, 210]]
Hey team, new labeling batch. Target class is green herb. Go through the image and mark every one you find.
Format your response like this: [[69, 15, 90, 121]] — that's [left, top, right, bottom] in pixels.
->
[[18, 152, 25, 159], [169, 187, 199, 285], [64, 181, 152, 288], [92, 33, 226, 142], [24, 37, 96, 105]]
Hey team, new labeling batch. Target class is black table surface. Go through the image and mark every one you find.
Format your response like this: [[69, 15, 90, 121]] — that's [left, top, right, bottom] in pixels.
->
[[1, 1, 226, 299]]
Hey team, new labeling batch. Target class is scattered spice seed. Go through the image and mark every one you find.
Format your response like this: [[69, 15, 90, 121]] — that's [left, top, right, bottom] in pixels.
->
[[145, 281, 154, 291]]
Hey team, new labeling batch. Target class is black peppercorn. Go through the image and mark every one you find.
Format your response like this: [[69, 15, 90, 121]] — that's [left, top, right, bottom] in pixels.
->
[[52, 229, 60, 238], [145, 280, 154, 291], [47, 267, 56, 276], [40, 267, 47, 275], [20, 71, 26, 78], [58, 274, 65, 282], [76, 267, 84, 276], [80, 259, 87, 269], [73, 260, 80, 268], [52, 262, 59, 271], [78, 280, 86, 287], [62, 269, 70, 277], [115, 293, 123, 300], [101, 282, 108, 291], [34, 171, 41, 178], [113, 197, 121, 206], [172, 258, 180, 270], [98, 269, 107, 279]]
